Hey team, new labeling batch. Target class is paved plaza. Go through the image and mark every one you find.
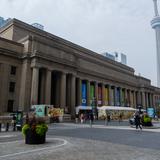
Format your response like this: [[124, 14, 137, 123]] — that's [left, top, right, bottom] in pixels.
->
[[0, 122, 160, 160]]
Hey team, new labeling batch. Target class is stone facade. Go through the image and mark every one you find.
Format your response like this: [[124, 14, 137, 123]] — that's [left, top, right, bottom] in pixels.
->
[[0, 19, 160, 116]]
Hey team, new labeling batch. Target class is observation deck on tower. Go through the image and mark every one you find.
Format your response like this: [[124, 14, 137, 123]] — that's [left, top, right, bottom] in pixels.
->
[[151, 0, 160, 28]]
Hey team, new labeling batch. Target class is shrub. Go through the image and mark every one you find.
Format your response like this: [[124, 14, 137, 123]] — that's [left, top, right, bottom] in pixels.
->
[[22, 124, 30, 136], [36, 124, 48, 136], [143, 116, 151, 123], [22, 114, 48, 136]]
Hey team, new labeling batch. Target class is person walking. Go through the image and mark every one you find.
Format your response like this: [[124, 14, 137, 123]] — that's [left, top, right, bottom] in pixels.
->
[[105, 114, 111, 125], [80, 113, 84, 124], [89, 111, 94, 127], [119, 113, 123, 123], [134, 112, 142, 130], [12, 115, 16, 131]]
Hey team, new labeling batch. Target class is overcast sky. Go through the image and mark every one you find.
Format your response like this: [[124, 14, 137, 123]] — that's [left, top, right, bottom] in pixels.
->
[[0, 0, 158, 86]]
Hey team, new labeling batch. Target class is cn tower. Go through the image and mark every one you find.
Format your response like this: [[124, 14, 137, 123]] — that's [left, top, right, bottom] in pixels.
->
[[151, 0, 160, 87]]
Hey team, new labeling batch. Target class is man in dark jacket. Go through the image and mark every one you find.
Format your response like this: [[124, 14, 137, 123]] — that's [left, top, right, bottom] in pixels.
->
[[134, 112, 142, 130]]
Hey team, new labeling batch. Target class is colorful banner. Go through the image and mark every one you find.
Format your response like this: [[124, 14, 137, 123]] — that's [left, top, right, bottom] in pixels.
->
[[130, 92, 134, 107], [111, 88, 114, 106], [90, 85, 95, 99], [105, 87, 109, 105], [98, 86, 102, 105], [116, 88, 120, 106], [82, 82, 87, 106], [121, 90, 125, 105], [90, 84, 95, 104]]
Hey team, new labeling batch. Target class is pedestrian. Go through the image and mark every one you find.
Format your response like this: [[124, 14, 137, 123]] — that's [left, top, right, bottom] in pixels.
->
[[106, 114, 111, 125], [12, 114, 16, 131], [134, 112, 142, 130], [89, 112, 94, 123], [80, 113, 84, 124], [119, 113, 123, 123], [75, 114, 79, 123]]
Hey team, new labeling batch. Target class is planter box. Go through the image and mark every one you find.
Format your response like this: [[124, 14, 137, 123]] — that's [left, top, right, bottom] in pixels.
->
[[142, 122, 153, 127], [25, 129, 46, 144]]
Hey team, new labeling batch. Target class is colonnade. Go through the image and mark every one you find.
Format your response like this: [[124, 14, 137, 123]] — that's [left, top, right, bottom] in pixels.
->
[[30, 67, 154, 115]]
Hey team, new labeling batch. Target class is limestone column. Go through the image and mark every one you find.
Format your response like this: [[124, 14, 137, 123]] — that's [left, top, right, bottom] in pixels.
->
[[106, 85, 109, 106], [146, 93, 149, 108], [124, 89, 128, 107], [151, 93, 154, 107], [137, 91, 141, 106], [117, 87, 121, 106], [87, 80, 90, 106], [109, 85, 113, 106], [31, 67, 39, 105], [19, 59, 32, 111], [130, 90, 133, 107], [102, 83, 105, 105], [94, 82, 98, 106], [149, 93, 152, 106], [118, 87, 122, 106], [114, 86, 117, 106], [40, 69, 46, 104], [77, 78, 82, 106], [121, 88, 124, 106], [133, 91, 136, 108], [153, 94, 156, 107], [70, 74, 76, 117], [128, 90, 132, 107], [45, 69, 51, 104], [142, 92, 146, 108], [60, 72, 66, 108]]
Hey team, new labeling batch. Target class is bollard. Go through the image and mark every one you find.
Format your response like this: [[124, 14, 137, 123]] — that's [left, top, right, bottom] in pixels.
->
[[6, 123, 9, 131], [0, 123, 1, 132]]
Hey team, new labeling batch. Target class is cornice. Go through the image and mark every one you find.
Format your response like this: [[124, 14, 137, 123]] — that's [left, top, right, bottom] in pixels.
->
[[0, 48, 22, 59], [5, 19, 134, 73], [0, 37, 23, 47]]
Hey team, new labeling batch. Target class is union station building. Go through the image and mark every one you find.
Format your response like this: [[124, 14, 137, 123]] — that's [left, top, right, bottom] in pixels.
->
[[0, 19, 160, 117]]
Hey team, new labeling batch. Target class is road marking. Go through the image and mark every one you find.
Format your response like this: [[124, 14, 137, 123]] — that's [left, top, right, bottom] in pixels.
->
[[0, 135, 16, 138], [0, 138, 67, 158]]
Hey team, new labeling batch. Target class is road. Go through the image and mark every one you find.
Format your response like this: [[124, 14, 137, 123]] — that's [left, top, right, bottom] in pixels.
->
[[0, 122, 160, 160]]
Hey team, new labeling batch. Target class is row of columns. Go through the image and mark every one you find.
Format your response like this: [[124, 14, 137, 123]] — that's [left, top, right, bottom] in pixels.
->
[[76, 79, 154, 108], [30, 67, 154, 114], [30, 67, 76, 115]]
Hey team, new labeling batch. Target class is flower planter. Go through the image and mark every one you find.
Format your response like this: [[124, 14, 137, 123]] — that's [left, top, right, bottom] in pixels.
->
[[25, 129, 46, 144], [142, 122, 153, 127]]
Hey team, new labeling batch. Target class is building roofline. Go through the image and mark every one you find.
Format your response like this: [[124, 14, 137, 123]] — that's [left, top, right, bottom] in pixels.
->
[[0, 18, 134, 73]]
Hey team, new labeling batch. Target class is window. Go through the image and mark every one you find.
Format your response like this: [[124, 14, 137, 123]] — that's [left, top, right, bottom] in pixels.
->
[[10, 66, 16, 75], [7, 100, 14, 112], [9, 82, 15, 92]]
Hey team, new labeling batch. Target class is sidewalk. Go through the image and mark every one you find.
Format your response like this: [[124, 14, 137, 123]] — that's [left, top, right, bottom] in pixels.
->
[[49, 120, 160, 133]]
